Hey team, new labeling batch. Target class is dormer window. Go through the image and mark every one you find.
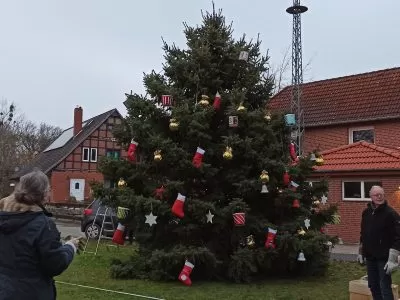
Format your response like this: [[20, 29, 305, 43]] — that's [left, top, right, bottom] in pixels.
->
[[349, 127, 374, 144]]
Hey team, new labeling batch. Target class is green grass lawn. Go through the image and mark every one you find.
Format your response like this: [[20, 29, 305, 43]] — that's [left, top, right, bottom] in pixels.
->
[[55, 241, 400, 300]]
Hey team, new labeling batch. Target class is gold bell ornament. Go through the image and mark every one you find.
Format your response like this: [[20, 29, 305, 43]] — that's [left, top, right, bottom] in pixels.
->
[[315, 156, 324, 166], [169, 118, 179, 131], [264, 111, 272, 122], [260, 170, 269, 183], [154, 150, 162, 161], [117, 178, 127, 188], [246, 235, 255, 247], [237, 102, 246, 112], [223, 146, 233, 160], [199, 95, 210, 106]]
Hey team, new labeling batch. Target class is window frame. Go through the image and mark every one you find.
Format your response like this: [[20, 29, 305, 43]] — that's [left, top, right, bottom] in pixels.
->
[[90, 148, 98, 162], [342, 180, 382, 201], [82, 147, 90, 162], [348, 126, 375, 144]]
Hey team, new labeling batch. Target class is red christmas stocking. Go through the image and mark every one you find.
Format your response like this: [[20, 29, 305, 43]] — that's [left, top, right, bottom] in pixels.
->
[[213, 92, 221, 110], [265, 227, 277, 249], [289, 142, 297, 161], [179, 261, 195, 286], [172, 193, 186, 218], [112, 223, 125, 245], [127, 139, 138, 162], [192, 147, 205, 168]]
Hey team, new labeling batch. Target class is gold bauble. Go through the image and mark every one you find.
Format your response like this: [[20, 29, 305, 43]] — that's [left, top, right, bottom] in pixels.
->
[[223, 146, 233, 160], [169, 118, 179, 131], [298, 228, 306, 235], [246, 235, 255, 247], [237, 102, 246, 112], [315, 157, 324, 166], [260, 170, 269, 182], [154, 150, 162, 161], [118, 178, 127, 188], [199, 95, 210, 106]]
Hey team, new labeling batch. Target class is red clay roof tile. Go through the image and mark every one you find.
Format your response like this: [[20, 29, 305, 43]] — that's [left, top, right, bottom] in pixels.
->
[[313, 141, 400, 172], [268, 67, 400, 127]]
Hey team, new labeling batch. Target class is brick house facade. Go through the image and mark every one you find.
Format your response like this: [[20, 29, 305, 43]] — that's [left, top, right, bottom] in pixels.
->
[[12, 106, 126, 203], [269, 67, 400, 243]]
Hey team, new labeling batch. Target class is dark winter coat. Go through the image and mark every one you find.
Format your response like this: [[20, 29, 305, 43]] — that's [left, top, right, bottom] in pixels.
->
[[0, 194, 75, 300], [360, 201, 400, 260]]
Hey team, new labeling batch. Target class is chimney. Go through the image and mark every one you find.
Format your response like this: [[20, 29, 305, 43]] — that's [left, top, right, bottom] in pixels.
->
[[73, 106, 83, 136]]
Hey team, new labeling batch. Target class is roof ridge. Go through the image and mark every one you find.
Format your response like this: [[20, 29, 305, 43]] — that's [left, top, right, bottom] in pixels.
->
[[321, 141, 363, 155], [300, 66, 400, 87]]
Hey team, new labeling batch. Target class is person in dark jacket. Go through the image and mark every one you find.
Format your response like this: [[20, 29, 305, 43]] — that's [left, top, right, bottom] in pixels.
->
[[0, 170, 82, 300], [358, 185, 400, 300]]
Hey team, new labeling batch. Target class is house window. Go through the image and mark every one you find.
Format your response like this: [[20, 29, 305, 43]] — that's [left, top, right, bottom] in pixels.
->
[[106, 150, 120, 160], [82, 148, 90, 162], [342, 180, 382, 201], [104, 179, 117, 188], [90, 148, 98, 162], [349, 127, 375, 144], [75, 182, 80, 189]]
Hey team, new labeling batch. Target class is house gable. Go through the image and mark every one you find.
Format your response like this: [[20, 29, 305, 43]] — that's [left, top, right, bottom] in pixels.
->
[[12, 108, 123, 179]]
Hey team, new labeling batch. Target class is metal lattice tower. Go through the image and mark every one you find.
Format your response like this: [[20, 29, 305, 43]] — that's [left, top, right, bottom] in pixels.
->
[[286, 1, 308, 156]]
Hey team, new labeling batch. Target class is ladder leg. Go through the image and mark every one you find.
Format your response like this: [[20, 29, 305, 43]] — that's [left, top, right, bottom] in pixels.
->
[[94, 207, 108, 255]]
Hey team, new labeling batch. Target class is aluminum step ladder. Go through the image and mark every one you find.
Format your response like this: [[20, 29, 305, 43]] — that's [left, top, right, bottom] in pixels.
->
[[83, 205, 115, 255]]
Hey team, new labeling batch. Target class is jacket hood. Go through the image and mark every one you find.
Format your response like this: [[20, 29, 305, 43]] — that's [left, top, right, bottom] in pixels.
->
[[0, 211, 42, 234]]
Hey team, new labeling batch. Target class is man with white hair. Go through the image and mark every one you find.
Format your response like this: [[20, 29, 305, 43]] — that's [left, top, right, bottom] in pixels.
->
[[358, 185, 400, 300]]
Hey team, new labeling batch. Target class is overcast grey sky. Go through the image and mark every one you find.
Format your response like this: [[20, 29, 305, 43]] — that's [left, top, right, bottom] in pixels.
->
[[1, 0, 399, 129]]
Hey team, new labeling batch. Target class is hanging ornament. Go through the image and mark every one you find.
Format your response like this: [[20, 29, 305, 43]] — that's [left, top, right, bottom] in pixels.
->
[[199, 95, 210, 106], [261, 184, 269, 194], [206, 210, 214, 224], [232, 212, 245, 226], [237, 102, 246, 112], [154, 186, 165, 200], [154, 150, 162, 161], [213, 92, 221, 110], [172, 193, 186, 219], [321, 195, 328, 205], [192, 147, 205, 168], [117, 206, 130, 220], [161, 95, 173, 107], [310, 153, 317, 161], [145, 212, 158, 227], [332, 213, 341, 224], [297, 228, 306, 235], [127, 139, 139, 162], [112, 223, 125, 245], [264, 111, 272, 122], [178, 260, 195, 286], [259, 170, 269, 183], [289, 142, 297, 161], [292, 199, 300, 208], [265, 227, 277, 249], [117, 178, 127, 188], [304, 218, 311, 230], [313, 199, 321, 205], [238, 50, 249, 61], [223, 146, 233, 160], [169, 118, 179, 131], [228, 116, 239, 127], [298, 251, 306, 262], [290, 181, 299, 191], [315, 156, 324, 166], [246, 235, 255, 248], [283, 171, 290, 186]]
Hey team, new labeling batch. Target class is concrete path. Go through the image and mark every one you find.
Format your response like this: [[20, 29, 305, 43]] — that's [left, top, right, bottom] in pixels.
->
[[55, 219, 84, 238]]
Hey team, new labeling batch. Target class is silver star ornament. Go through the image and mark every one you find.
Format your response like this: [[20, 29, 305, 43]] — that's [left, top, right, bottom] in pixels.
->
[[145, 212, 158, 227], [206, 210, 214, 223]]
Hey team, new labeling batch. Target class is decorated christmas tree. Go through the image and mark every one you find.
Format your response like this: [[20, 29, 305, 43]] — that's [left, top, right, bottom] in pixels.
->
[[93, 5, 339, 284]]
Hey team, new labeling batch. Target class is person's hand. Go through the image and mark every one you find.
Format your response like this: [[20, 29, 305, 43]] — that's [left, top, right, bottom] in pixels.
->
[[384, 248, 400, 275], [357, 254, 365, 265], [64, 235, 85, 254]]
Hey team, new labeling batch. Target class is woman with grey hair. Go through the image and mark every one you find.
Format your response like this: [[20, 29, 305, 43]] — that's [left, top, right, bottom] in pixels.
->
[[0, 170, 82, 299]]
